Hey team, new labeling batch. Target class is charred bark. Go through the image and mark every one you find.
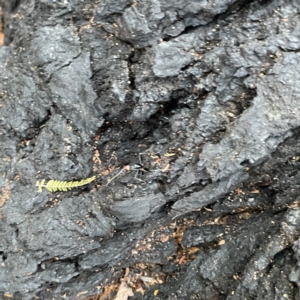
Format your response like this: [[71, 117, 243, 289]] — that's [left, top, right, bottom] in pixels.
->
[[1, 0, 300, 299]]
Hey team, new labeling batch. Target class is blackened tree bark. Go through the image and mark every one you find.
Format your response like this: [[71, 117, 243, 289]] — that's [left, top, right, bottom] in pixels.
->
[[1, 0, 300, 299]]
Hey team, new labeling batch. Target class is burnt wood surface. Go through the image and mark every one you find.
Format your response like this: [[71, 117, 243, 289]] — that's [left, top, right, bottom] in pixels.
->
[[1, 0, 300, 299]]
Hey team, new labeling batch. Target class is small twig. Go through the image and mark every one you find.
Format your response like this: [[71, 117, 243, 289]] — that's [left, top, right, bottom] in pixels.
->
[[106, 168, 125, 186], [171, 208, 202, 220]]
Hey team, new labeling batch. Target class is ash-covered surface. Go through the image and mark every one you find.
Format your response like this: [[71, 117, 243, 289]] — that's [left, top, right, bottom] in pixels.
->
[[1, 0, 300, 299]]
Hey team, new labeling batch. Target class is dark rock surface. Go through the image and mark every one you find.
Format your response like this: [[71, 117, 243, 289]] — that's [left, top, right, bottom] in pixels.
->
[[1, 0, 300, 299]]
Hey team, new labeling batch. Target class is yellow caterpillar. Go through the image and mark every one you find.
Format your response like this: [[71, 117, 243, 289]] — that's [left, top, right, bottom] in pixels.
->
[[36, 176, 96, 192]]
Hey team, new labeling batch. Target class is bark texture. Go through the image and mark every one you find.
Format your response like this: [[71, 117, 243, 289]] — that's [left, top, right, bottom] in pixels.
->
[[1, 0, 300, 299]]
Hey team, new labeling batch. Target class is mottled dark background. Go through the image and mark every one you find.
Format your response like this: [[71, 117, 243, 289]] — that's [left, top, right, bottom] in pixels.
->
[[0, 0, 300, 299]]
